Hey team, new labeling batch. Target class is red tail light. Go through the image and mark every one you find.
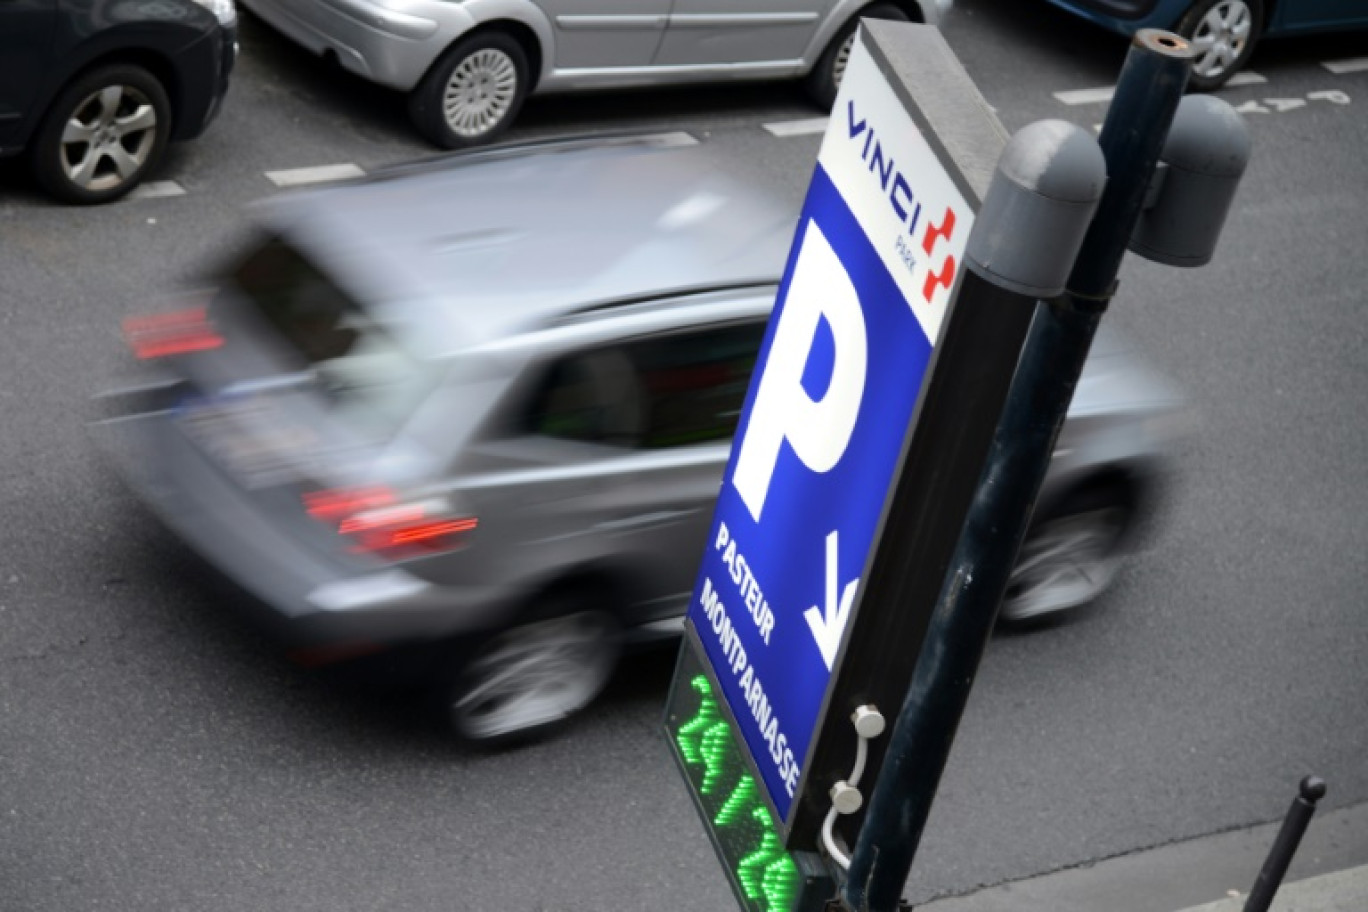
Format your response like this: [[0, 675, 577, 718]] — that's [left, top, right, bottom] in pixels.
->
[[303, 486, 476, 560], [303, 486, 397, 522], [123, 307, 225, 359]]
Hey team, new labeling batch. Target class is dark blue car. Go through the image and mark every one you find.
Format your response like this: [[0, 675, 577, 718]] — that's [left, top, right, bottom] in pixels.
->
[[1042, 0, 1368, 89], [0, 0, 237, 204]]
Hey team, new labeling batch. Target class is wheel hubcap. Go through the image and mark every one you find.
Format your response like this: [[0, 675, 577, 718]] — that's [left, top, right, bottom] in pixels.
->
[[833, 33, 856, 90], [452, 611, 616, 740], [442, 49, 518, 138], [1189, 0, 1253, 80], [1000, 506, 1129, 622], [60, 84, 157, 192]]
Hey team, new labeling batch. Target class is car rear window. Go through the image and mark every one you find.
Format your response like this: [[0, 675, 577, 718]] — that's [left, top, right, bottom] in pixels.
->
[[227, 236, 433, 439]]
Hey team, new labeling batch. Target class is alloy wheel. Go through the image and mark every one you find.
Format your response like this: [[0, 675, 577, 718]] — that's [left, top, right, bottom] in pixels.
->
[[60, 84, 159, 193], [1189, 0, 1254, 81], [451, 611, 618, 741], [833, 34, 856, 90], [1000, 506, 1130, 622], [442, 48, 519, 139]]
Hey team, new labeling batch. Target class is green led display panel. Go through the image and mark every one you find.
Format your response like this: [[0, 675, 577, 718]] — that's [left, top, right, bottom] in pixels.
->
[[664, 635, 832, 912]]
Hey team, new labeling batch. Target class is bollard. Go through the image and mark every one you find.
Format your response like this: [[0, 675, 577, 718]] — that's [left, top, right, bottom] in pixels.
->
[[1243, 777, 1327, 912]]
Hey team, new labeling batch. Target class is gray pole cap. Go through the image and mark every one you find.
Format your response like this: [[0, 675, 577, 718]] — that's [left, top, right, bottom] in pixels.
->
[[966, 120, 1107, 298]]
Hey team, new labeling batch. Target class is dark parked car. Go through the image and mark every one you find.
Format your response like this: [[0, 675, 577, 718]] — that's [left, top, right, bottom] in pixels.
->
[[0, 0, 238, 204], [1043, 0, 1368, 90], [94, 138, 1186, 742]]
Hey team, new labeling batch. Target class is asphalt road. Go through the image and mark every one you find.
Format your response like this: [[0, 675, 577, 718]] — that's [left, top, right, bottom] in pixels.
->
[[1, 2, 1366, 910]]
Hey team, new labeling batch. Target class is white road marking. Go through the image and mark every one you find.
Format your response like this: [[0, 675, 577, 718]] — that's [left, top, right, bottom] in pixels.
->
[[1323, 57, 1368, 75], [763, 117, 830, 137], [1055, 71, 1266, 105], [640, 131, 700, 148], [1054, 85, 1116, 106], [264, 164, 366, 187], [1264, 97, 1308, 112], [1235, 90, 1353, 115], [1309, 90, 1351, 104], [128, 180, 187, 200]]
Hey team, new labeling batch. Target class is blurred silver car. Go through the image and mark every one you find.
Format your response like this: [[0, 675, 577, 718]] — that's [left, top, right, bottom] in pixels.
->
[[95, 137, 1183, 742], [239, 0, 948, 147]]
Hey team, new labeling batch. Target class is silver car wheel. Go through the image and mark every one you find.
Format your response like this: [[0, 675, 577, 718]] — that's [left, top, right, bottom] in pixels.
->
[[442, 48, 519, 139], [451, 611, 618, 741], [1000, 506, 1129, 623], [833, 33, 856, 90], [1188, 0, 1254, 80], [60, 84, 158, 192]]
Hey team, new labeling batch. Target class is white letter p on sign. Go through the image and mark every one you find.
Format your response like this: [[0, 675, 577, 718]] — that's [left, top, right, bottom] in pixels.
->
[[733, 221, 867, 522]]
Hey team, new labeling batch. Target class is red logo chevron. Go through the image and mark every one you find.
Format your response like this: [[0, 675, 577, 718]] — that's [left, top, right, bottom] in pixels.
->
[[922, 255, 957, 303], [920, 206, 959, 304], [921, 207, 956, 256]]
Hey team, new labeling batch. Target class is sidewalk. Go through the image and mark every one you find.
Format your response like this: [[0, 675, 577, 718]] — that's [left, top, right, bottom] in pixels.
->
[[916, 801, 1368, 912], [1177, 866, 1368, 912]]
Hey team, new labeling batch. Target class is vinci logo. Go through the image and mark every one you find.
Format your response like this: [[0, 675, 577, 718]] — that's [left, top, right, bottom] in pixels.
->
[[920, 206, 957, 304], [843, 100, 962, 306]]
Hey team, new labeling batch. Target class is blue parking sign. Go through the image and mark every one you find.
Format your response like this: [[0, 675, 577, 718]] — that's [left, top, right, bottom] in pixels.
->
[[685, 40, 974, 825]]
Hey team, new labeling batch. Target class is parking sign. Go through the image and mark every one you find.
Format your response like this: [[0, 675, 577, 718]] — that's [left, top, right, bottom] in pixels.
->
[[681, 37, 975, 830]]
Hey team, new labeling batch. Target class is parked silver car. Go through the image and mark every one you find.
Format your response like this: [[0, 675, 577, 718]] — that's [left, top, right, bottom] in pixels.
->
[[239, 0, 948, 147], [95, 137, 1184, 742]]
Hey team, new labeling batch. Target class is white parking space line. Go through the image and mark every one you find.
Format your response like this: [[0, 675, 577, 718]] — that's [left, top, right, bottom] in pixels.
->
[[1323, 57, 1368, 75], [1054, 85, 1116, 106], [1054, 71, 1266, 106], [763, 117, 830, 137], [127, 180, 187, 200], [264, 163, 366, 187], [640, 131, 700, 148]]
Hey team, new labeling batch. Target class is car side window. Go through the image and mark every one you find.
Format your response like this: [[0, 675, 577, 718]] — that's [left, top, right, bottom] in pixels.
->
[[527, 321, 766, 449], [528, 347, 645, 446]]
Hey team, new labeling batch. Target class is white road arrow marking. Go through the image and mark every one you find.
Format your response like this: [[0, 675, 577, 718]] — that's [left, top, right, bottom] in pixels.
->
[[1265, 97, 1308, 113], [804, 530, 860, 671]]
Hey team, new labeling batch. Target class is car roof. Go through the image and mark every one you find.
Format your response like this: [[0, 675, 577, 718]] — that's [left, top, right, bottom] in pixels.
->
[[258, 137, 797, 356]]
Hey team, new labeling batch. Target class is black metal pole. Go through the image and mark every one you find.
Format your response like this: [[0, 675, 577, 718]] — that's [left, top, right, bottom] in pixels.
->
[[840, 32, 1194, 912], [841, 294, 1100, 912], [1069, 29, 1193, 298], [1243, 777, 1327, 912]]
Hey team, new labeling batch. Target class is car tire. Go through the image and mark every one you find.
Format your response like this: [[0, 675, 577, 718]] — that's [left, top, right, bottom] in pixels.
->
[[30, 64, 172, 205], [998, 481, 1138, 625], [805, 3, 909, 110], [408, 31, 530, 150], [1177, 0, 1264, 92], [445, 596, 621, 745]]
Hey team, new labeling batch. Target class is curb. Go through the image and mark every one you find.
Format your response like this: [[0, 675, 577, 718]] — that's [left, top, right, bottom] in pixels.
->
[[1177, 865, 1368, 911], [915, 801, 1368, 912]]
